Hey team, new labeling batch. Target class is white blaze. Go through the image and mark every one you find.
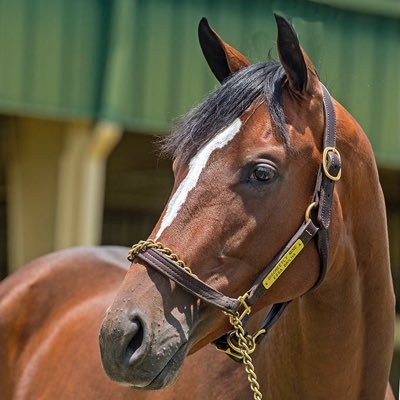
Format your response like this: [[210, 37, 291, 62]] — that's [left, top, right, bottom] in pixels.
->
[[154, 118, 242, 241]]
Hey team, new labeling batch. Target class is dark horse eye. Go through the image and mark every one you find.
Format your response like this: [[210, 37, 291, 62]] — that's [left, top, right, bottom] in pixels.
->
[[251, 165, 277, 182]]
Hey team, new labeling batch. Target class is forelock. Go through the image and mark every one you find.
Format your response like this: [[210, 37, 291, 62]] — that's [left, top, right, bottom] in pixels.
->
[[160, 61, 287, 162]]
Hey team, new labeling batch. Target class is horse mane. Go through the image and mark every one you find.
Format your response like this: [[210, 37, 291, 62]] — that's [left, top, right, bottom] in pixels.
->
[[160, 61, 287, 162]]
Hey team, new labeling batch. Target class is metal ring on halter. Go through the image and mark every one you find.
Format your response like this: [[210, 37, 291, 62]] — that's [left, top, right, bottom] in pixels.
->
[[322, 147, 341, 181], [305, 202, 317, 222]]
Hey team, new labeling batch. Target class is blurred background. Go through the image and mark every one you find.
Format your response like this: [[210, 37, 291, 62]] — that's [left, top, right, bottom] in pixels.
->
[[0, 0, 398, 393]]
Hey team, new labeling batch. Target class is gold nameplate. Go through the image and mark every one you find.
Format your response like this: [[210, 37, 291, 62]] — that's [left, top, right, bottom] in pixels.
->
[[262, 239, 305, 289]]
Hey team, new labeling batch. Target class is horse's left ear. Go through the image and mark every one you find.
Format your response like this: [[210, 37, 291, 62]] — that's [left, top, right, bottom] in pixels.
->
[[198, 17, 250, 83], [274, 14, 318, 94]]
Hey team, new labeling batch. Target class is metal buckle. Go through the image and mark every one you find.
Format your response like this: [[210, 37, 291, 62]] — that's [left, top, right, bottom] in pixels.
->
[[322, 147, 341, 181], [305, 202, 317, 223], [237, 294, 251, 321], [224, 293, 251, 323]]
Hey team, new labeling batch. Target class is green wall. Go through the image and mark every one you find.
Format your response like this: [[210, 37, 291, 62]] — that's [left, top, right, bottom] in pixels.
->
[[0, 0, 399, 166]]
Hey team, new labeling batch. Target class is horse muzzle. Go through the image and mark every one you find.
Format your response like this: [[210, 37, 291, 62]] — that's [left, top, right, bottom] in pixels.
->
[[99, 276, 191, 389], [99, 308, 151, 386]]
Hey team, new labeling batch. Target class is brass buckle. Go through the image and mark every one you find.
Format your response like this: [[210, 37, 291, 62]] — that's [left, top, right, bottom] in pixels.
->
[[322, 147, 341, 181], [225, 293, 252, 324], [305, 202, 317, 222], [237, 294, 251, 321]]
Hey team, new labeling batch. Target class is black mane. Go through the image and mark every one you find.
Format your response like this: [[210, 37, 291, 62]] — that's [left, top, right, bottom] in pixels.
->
[[160, 61, 286, 161]]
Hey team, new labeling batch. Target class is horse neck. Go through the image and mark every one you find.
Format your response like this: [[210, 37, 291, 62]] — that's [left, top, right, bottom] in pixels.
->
[[255, 110, 395, 399]]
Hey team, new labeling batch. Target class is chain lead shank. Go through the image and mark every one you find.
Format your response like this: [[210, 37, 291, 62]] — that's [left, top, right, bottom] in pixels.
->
[[229, 312, 263, 400]]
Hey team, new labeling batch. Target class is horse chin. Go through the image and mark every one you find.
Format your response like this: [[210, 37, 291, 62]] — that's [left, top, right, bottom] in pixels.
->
[[131, 343, 187, 391]]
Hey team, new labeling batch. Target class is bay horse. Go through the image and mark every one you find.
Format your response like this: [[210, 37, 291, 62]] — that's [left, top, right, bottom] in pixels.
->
[[0, 15, 395, 400]]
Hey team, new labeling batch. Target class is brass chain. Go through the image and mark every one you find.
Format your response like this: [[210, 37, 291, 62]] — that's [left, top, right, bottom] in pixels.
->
[[128, 240, 196, 276], [230, 313, 263, 400], [128, 240, 262, 399]]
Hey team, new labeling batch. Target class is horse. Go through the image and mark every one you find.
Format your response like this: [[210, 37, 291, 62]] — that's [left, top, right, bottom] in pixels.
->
[[0, 15, 395, 400]]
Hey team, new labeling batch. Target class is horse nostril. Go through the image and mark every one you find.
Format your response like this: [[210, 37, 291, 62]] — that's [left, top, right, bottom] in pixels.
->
[[125, 318, 145, 366]]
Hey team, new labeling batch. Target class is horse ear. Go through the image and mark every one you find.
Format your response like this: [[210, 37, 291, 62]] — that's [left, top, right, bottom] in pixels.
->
[[198, 17, 250, 83], [274, 14, 317, 94]]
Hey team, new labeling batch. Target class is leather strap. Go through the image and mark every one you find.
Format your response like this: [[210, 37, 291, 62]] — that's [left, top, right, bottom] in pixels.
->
[[318, 84, 339, 230], [135, 219, 318, 315], [213, 85, 340, 358], [254, 302, 289, 343], [136, 248, 241, 314], [312, 84, 340, 288], [240, 85, 340, 345], [246, 219, 319, 306]]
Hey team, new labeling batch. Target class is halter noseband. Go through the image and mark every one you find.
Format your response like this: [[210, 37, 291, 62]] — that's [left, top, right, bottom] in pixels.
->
[[127, 83, 341, 393]]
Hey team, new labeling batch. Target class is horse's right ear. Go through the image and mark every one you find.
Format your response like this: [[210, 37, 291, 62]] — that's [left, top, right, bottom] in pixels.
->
[[198, 18, 250, 83], [274, 14, 317, 94]]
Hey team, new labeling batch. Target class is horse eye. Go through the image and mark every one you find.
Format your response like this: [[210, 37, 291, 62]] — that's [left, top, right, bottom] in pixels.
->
[[251, 165, 277, 182]]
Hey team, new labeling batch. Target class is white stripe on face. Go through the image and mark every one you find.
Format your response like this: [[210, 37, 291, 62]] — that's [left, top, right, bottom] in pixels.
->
[[154, 118, 242, 241]]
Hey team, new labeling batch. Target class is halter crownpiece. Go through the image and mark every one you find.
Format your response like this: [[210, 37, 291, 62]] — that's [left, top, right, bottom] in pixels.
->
[[128, 83, 341, 400]]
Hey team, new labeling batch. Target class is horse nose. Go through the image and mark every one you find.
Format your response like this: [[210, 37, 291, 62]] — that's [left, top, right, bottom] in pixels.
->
[[124, 315, 145, 365], [99, 310, 150, 382]]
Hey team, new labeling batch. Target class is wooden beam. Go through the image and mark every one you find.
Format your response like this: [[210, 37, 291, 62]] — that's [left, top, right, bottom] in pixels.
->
[[78, 121, 123, 245]]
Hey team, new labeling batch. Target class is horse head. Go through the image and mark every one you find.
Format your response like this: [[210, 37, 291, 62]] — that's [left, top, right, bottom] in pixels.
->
[[99, 15, 342, 390]]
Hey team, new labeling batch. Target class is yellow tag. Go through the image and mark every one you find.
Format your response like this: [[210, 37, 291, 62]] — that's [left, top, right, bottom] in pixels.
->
[[262, 239, 304, 289]]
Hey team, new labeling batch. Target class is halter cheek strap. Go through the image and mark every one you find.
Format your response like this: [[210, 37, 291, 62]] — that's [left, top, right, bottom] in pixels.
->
[[216, 84, 340, 354], [128, 83, 341, 361]]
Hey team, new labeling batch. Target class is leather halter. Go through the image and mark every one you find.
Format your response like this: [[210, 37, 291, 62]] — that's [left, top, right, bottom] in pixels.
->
[[129, 83, 341, 360]]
